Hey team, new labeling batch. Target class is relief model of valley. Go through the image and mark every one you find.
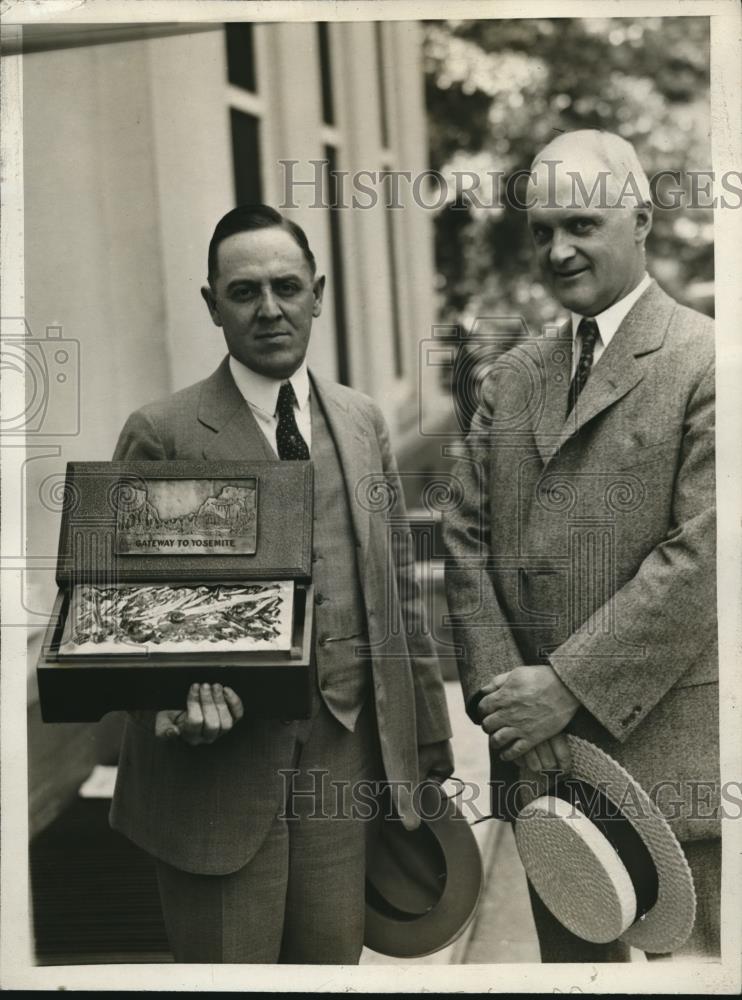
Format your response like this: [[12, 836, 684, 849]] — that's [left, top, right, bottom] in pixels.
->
[[68, 583, 284, 647]]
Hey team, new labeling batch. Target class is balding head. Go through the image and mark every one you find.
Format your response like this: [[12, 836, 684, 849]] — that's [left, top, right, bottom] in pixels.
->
[[530, 129, 651, 208], [525, 130, 653, 316]]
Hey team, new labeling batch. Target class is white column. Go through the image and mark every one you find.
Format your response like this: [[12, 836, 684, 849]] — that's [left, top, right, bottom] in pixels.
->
[[263, 22, 339, 382], [334, 20, 398, 412], [21, 39, 178, 663], [146, 27, 236, 390], [387, 21, 440, 449], [0, 36, 33, 975]]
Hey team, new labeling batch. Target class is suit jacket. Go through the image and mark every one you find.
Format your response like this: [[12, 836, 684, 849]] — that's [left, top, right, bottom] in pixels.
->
[[110, 357, 452, 874], [444, 280, 718, 841]]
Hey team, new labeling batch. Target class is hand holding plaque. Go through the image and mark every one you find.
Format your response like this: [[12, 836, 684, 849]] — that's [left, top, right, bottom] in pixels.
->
[[155, 682, 245, 746]]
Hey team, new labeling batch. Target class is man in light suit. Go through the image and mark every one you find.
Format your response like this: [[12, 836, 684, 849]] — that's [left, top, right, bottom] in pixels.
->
[[111, 204, 453, 963], [444, 130, 719, 961]]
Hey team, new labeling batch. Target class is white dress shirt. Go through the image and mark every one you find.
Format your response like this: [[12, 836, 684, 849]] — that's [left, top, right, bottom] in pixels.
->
[[570, 272, 652, 378], [228, 355, 312, 456]]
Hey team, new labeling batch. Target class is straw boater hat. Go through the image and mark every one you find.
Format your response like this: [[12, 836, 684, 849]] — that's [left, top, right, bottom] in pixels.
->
[[513, 736, 696, 954], [364, 781, 483, 958]]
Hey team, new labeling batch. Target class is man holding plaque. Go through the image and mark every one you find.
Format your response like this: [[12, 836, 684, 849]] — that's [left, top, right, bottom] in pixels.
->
[[110, 205, 454, 963]]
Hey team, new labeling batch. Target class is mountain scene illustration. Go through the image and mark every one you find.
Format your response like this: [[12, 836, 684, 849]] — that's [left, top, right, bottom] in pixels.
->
[[117, 481, 257, 550]]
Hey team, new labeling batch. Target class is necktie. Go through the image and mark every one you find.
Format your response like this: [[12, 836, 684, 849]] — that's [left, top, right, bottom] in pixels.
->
[[275, 381, 310, 460], [567, 317, 601, 415]]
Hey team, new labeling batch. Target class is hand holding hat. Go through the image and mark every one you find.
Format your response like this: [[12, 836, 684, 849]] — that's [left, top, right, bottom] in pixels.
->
[[364, 781, 483, 958], [513, 735, 697, 954], [479, 665, 580, 760], [418, 739, 455, 784], [516, 734, 573, 775]]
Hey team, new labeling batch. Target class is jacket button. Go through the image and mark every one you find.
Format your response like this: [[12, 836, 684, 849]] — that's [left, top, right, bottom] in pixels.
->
[[315, 593, 325, 605]]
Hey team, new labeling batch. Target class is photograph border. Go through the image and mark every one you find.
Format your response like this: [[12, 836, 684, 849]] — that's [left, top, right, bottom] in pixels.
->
[[1, 0, 740, 992]]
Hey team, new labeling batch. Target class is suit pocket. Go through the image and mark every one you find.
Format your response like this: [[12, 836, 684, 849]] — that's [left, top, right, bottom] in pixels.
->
[[617, 438, 678, 471], [673, 652, 718, 688], [674, 673, 718, 690]]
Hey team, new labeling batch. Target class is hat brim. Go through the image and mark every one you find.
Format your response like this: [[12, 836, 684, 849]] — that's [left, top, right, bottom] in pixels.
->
[[516, 736, 696, 954], [364, 784, 483, 958]]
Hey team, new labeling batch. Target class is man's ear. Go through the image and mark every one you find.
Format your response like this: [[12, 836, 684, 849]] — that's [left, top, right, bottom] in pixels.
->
[[201, 284, 222, 327], [634, 201, 653, 245], [312, 274, 326, 318]]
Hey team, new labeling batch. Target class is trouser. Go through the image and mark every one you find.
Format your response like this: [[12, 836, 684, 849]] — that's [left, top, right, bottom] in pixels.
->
[[528, 837, 721, 962], [155, 695, 383, 964]]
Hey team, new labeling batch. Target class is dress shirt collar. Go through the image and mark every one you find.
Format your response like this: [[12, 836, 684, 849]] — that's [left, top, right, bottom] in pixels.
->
[[570, 272, 652, 346], [228, 355, 311, 416]]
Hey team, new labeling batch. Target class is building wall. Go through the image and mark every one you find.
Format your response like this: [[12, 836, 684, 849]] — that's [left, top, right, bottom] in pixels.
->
[[20, 20, 443, 831]]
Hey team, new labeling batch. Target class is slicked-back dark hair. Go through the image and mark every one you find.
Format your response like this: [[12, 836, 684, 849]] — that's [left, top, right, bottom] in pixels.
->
[[207, 204, 317, 287]]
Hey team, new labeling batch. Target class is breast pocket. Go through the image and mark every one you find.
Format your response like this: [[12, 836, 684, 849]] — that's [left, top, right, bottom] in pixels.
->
[[616, 437, 678, 471]]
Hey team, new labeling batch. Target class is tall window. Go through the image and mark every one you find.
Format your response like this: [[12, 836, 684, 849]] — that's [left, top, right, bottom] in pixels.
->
[[374, 21, 390, 150], [383, 201, 404, 379], [317, 22, 335, 126], [324, 147, 350, 386], [225, 23, 263, 204], [318, 24, 351, 386], [375, 22, 405, 378], [230, 109, 262, 204], [226, 23, 256, 92]]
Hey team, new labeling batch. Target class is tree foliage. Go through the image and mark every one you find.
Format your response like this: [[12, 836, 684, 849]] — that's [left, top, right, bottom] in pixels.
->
[[424, 17, 714, 331]]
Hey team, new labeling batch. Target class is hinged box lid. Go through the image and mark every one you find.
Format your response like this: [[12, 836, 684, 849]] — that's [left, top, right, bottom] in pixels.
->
[[55, 461, 313, 586]]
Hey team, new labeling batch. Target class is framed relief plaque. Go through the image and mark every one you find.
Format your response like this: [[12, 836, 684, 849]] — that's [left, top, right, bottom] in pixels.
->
[[113, 478, 259, 555]]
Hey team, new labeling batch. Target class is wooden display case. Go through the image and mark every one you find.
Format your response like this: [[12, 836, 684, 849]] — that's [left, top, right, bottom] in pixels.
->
[[37, 461, 315, 722]]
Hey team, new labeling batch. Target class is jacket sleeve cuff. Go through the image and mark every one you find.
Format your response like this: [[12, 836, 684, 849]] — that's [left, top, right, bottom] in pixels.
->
[[465, 688, 487, 724], [415, 711, 453, 746], [549, 653, 639, 742]]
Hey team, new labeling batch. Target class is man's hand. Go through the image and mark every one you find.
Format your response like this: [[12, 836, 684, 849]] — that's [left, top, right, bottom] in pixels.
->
[[478, 665, 579, 761], [418, 739, 455, 783], [155, 682, 244, 746], [515, 734, 573, 774]]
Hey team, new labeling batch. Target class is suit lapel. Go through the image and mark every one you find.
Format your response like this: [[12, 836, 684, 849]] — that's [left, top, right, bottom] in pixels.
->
[[310, 373, 372, 556], [533, 323, 573, 465], [542, 280, 673, 464], [199, 356, 276, 461], [197, 361, 373, 552]]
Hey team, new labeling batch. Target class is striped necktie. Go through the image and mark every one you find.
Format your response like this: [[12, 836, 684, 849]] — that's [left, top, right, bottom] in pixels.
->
[[567, 317, 601, 415]]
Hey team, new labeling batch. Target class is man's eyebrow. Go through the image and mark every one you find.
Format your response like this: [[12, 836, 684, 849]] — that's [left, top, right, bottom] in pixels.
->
[[226, 273, 304, 291], [226, 277, 259, 292], [565, 212, 605, 226], [529, 210, 602, 226]]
